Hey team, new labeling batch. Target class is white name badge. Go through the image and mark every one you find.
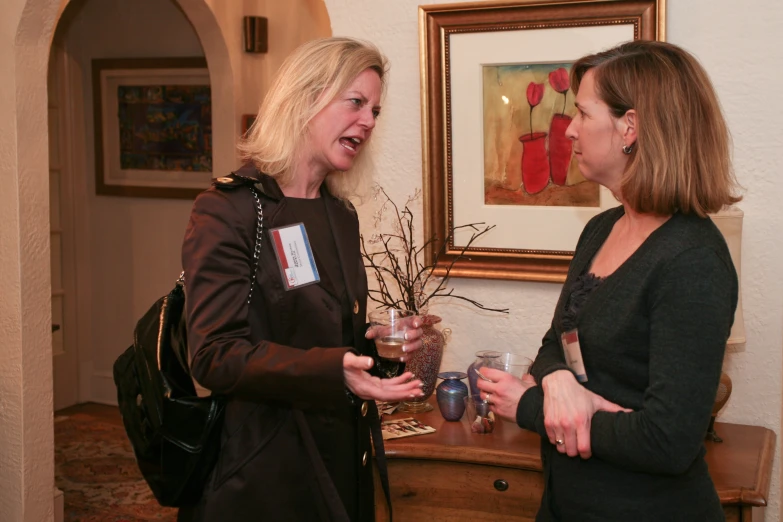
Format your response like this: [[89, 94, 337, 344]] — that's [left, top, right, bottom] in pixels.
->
[[269, 223, 320, 290], [561, 329, 588, 383]]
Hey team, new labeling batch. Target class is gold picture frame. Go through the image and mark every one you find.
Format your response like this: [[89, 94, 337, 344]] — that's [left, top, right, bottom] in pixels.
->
[[420, 0, 666, 282]]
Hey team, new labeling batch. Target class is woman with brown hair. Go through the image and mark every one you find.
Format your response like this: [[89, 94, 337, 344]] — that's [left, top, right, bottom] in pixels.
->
[[478, 40, 740, 521], [178, 37, 424, 521]]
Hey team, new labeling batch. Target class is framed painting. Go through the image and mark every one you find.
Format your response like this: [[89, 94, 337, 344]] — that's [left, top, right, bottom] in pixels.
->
[[420, 0, 666, 282], [92, 57, 212, 199]]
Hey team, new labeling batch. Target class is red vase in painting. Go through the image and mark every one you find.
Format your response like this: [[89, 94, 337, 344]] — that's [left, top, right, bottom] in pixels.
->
[[549, 114, 573, 185], [519, 132, 550, 195]]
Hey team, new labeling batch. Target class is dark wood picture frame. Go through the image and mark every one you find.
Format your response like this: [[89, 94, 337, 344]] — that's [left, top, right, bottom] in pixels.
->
[[92, 57, 211, 199], [419, 0, 666, 283]]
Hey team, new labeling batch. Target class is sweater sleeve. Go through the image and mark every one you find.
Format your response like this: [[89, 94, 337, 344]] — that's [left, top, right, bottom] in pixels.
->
[[589, 247, 736, 474], [183, 190, 349, 408], [516, 386, 547, 436]]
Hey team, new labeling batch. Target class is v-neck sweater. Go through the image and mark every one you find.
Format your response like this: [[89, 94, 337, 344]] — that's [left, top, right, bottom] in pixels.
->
[[517, 206, 737, 522]]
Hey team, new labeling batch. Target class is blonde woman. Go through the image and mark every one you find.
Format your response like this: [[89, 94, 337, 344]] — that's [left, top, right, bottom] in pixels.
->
[[178, 37, 424, 522], [478, 41, 740, 521]]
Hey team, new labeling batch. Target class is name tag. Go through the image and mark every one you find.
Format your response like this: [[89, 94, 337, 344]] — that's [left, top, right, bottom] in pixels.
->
[[561, 329, 588, 383], [269, 223, 320, 290]]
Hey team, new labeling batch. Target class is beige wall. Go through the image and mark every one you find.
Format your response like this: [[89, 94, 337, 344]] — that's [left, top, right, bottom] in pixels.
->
[[2, 0, 58, 519]]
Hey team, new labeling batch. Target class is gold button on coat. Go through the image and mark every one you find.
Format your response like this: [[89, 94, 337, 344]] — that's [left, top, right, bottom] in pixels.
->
[[353, 300, 359, 314], [362, 451, 368, 466], [361, 401, 368, 417]]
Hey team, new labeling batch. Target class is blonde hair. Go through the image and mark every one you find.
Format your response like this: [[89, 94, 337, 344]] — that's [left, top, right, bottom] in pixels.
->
[[238, 37, 389, 200], [571, 40, 741, 216]]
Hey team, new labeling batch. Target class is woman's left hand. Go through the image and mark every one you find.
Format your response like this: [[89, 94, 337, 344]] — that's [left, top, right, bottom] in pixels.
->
[[343, 352, 424, 401], [365, 315, 424, 362], [475, 367, 537, 422]]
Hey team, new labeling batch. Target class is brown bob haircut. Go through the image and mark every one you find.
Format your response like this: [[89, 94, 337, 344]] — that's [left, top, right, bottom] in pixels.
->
[[571, 40, 741, 216]]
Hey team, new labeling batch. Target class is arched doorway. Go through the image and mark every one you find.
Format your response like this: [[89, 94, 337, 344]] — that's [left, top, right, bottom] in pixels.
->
[[5, 0, 330, 518], [7, 0, 234, 518]]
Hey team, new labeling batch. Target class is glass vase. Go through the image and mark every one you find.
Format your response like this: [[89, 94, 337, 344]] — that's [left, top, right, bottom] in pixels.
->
[[467, 350, 501, 396], [397, 315, 450, 413]]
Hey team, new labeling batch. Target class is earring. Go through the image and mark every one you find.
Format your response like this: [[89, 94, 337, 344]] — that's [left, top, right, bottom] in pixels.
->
[[622, 143, 635, 155]]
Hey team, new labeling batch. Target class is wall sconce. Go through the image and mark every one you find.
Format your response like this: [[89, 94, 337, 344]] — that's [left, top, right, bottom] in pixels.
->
[[243, 16, 268, 53], [706, 206, 745, 442]]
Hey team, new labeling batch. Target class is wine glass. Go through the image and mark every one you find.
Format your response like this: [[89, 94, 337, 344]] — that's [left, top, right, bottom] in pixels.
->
[[368, 308, 414, 379]]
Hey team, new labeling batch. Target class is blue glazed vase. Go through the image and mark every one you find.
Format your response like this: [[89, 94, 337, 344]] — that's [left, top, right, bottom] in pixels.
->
[[436, 372, 469, 421]]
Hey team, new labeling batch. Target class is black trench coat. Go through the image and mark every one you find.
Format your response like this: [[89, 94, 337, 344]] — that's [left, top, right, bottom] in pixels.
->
[[178, 164, 380, 521]]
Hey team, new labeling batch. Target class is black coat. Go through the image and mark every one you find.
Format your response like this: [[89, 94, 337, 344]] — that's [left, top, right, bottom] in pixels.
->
[[179, 165, 378, 521]]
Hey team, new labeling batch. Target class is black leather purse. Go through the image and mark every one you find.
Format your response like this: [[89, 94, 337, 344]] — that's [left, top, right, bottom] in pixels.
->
[[113, 183, 263, 507]]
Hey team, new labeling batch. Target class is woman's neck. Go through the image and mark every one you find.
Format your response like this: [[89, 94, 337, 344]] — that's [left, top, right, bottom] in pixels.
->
[[619, 202, 672, 236], [281, 161, 327, 199]]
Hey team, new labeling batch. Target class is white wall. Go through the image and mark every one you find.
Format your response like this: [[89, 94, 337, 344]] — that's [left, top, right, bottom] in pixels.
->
[[323, 0, 783, 519]]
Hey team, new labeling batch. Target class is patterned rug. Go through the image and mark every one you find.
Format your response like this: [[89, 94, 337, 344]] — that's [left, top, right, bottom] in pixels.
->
[[54, 404, 177, 522]]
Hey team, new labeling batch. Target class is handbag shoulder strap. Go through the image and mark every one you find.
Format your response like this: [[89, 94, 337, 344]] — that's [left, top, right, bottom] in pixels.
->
[[246, 185, 264, 304], [180, 185, 264, 304]]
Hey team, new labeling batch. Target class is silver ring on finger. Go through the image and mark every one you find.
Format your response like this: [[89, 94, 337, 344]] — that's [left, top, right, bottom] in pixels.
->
[[555, 438, 565, 446], [485, 392, 492, 404]]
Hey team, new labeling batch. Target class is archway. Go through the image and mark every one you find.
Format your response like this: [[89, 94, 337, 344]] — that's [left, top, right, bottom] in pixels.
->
[[4, 0, 235, 518]]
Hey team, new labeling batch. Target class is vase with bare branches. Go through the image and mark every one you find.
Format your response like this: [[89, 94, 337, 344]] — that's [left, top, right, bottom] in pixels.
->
[[361, 186, 508, 412]]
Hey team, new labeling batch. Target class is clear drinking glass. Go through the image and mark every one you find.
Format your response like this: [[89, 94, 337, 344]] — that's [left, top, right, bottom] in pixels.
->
[[488, 353, 533, 379], [368, 308, 414, 378], [464, 394, 495, 434]]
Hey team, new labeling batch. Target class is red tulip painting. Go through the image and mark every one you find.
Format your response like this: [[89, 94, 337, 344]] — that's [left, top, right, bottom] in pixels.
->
[[548, 67, 573, 186], [482, 63, 598, 207]]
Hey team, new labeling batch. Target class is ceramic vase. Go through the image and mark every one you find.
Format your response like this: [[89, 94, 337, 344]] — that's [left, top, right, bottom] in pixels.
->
[[436, 372, 469, 421], [398, 315, 450, 413]]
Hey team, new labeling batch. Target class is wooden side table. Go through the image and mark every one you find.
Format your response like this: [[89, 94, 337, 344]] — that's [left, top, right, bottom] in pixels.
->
[[375, 398, 775, 521]]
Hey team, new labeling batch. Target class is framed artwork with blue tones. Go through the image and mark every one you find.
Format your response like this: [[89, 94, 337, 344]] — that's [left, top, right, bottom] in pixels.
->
[[92, 57, 212, 199], [420, 0, 666, 282]]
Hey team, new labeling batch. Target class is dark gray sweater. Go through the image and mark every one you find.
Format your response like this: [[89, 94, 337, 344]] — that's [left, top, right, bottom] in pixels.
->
[[517, 206, 737, 522]]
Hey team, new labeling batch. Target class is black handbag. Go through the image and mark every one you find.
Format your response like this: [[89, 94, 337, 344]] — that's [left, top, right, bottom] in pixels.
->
[[113, 183, 263, 507]]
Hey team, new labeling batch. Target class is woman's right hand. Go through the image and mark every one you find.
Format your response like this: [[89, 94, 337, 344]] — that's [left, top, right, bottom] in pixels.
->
[[343, 352, 424, 402], [542, 370, 630, 459]]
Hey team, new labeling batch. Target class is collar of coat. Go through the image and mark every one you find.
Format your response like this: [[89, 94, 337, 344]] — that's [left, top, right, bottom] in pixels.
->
[[230, 162, 348, 206]]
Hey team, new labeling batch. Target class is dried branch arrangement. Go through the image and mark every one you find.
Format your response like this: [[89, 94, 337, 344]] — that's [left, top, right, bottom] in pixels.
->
[[360, 186, 509, 315]]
